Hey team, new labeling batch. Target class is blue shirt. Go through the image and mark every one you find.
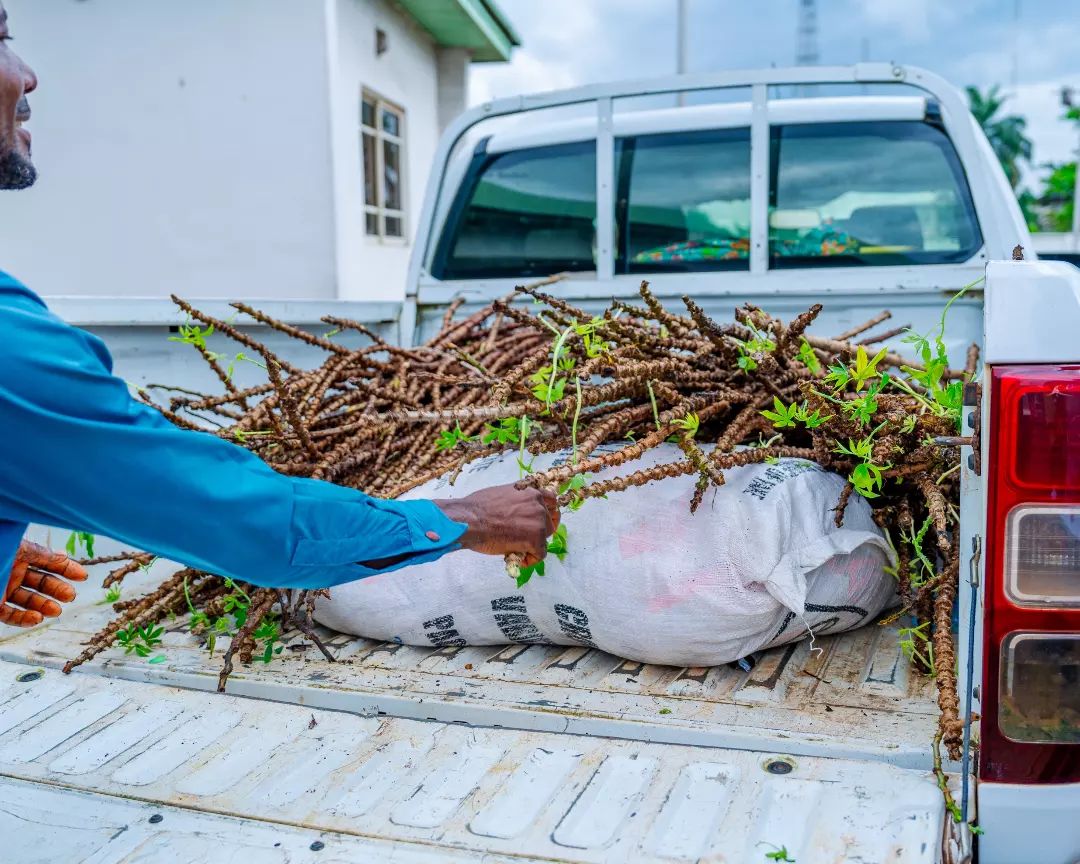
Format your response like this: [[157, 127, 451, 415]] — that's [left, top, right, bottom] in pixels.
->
[[0, 272, 466, 588]]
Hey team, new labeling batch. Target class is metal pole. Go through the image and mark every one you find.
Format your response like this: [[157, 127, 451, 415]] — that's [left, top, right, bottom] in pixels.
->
[[676, 0, 687, 106]]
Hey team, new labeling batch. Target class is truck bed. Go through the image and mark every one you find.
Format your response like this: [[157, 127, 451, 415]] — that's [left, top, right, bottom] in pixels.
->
[[1, 562, 942, 771], [0, 561, 955, 862]]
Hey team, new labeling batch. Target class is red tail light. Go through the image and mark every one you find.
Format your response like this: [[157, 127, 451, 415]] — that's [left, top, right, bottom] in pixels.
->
[[982, 366, 1080, 783]]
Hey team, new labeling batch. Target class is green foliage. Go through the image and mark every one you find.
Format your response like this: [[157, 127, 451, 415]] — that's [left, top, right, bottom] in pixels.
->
[[735, 323, 776, 372], [435, 423, 476, 452], [182, 574, 281, 663], [168, 321, 264, 378], [96, 585, 122, 606], [1036, 161, 1075, 232], [898, 620, 935, 675], [762, 397, 800, 429], [672, 412, 700, 439], [65, 531, 95, 559], [253, 617, 284, 663], [901, 515, 937, 588], [966, 84, 1032, 189], [797, 338, 820, 373], [530, 365, 567, 405], [116, 624, 164, 660], [646, 381, 662, 430], [516, 524, 569, 587], [558, 473, 593, 511], [169, 322, 214, 351], [483, 417, 530, 446]]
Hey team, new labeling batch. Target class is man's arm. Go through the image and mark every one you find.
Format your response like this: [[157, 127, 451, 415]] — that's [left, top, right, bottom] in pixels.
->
[[0, 278, 552, 589]]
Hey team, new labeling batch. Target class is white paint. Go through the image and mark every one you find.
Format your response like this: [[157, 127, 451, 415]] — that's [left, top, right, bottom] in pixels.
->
[[979, 781, 1080, 864], [984, 259, 1080, 364], [1, 0, 472, 305], [2, 0, 337, 300], [327, 0, 444, 303]]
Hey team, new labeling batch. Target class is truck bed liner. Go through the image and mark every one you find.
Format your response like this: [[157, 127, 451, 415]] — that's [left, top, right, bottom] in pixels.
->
[[0, 566, 944, 772], [0, 659, 945, 863]]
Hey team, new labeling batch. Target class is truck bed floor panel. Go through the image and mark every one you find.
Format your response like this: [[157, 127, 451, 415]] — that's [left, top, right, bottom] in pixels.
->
[[0, 660, 944, 863]]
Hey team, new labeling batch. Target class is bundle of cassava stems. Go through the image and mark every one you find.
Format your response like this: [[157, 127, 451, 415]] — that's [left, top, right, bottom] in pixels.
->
[[64, 277, 974, 761]]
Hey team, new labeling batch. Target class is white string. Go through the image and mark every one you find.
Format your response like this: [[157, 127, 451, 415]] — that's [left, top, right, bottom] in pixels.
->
[[799, 613, 824, 658]]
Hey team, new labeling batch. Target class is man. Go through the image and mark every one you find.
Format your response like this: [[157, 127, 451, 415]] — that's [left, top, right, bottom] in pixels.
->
[[0, 3, 557, 627]]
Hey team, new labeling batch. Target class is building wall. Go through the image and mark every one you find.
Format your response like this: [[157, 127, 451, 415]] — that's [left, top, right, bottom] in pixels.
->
[[0, 0, 338, 300], [327, 0, 442, 302]]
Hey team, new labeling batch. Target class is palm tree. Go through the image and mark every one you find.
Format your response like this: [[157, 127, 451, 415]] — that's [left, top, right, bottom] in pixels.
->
[[967, 85, 1033, 189]]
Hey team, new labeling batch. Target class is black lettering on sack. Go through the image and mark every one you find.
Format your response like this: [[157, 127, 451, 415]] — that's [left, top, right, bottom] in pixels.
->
[[741, 460, 818, 501], [554, 603, 596, 648], [491, 595, 545, 643], [773, 601, 869, 643], [805, 601, 869, 624], [422, 613, 466, 648]]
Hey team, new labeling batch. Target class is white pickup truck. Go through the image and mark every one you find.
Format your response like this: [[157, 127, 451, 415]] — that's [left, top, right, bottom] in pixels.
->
[[2, 65, 1076, 864]]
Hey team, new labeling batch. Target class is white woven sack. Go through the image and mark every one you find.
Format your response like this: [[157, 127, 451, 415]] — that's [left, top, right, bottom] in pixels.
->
[[313, 445, 897, 666]]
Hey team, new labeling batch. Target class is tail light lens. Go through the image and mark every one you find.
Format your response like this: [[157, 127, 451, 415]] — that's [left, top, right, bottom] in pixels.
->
[[983, 366, 1080, 782]]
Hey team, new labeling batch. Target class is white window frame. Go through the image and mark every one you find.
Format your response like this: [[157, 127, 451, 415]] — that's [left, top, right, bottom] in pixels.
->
[[361, 90, 407, 242]]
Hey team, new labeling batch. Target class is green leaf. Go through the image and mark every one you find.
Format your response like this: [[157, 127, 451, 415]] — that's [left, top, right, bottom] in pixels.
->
[[761, 396, 798, 429], [672, 412, 700, 438], [797, 339, 820, 373], [435, 423, 474, 452], [517, 560, 544, 586], [547, 524, 569, 561], [148, 654, 167, 665]]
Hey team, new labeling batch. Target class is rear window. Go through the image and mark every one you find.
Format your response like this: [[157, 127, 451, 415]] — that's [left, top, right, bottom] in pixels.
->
[[619, 128, 751, 273], [435, 141, 596, 280], [770, 121, 981, 267], [433, 119, 981, 280]]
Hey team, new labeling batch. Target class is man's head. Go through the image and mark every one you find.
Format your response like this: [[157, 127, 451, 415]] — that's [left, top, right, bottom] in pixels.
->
[[0, 2, 37, 189]]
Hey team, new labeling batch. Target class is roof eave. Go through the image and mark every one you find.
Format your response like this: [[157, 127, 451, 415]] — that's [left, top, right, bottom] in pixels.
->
[[395, 0, 520, 63]]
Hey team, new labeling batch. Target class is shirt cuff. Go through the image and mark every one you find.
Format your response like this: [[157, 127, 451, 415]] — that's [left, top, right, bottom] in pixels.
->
[[367, 498, 468, 556]]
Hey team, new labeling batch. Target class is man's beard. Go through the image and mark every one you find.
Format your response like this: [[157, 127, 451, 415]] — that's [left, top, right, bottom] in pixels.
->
[[0, 148, 36, 190]]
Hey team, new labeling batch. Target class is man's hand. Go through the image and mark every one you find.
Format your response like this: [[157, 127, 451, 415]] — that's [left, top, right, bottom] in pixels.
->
[[2, 541, 88, 627], [435, 484, 559, 567]]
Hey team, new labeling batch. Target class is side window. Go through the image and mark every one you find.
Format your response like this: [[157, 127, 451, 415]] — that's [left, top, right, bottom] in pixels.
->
[[435, 141, 596, 280], [770, 121, 981, 267], [361, 91, 406, 239], [618, 128, 751, 272]]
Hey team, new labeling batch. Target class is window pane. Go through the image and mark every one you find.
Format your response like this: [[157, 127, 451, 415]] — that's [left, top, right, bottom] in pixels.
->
[[621, 128, 750, 273], [384, 215, 403, 237], [362, 133, 378, 206], [999, 633, 1080, 743], [438, 141, 597, 280], [381, 108, 401, 137], [383, 140, 402, 210], [365, 212, 379, 235], [361, 98, 376, 128], [770, 121, 982, 268]]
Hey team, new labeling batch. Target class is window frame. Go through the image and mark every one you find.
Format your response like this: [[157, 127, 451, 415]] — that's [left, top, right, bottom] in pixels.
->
[[361, 90, 407, 242]]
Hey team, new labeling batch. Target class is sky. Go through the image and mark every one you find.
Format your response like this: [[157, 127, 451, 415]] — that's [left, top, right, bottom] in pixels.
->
[[470, 0, 1080, 192]]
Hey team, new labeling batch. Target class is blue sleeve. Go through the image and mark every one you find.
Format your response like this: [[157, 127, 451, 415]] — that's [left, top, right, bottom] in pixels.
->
[[0, 276, 466, 589]]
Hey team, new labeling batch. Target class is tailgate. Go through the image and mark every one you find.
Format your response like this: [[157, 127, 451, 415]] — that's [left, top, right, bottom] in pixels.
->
[[0, 660, 948, 863]]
